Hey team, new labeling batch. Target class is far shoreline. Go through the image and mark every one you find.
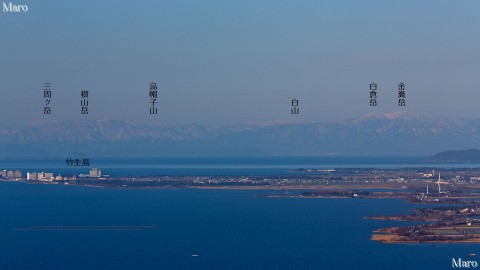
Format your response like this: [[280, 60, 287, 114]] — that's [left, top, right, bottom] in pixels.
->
[[2, 180, 414, 191]]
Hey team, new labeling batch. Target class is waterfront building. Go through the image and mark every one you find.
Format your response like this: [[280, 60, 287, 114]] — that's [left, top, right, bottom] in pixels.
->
[[7, 171, 14, 178], [14, 170, 22, 178], [37, 172, 54, 181], [27, 172, 37, 180], [1, 170, 6, 178], [89, 168, 102, 177]]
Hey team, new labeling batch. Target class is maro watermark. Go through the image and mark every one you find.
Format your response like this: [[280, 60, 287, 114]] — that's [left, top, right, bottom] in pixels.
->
[[453, 258, 478, 268], [2, 2, 28, 13]]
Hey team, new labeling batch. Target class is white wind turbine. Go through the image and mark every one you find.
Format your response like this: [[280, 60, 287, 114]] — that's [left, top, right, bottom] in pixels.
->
[[435, 173, 448, 194]]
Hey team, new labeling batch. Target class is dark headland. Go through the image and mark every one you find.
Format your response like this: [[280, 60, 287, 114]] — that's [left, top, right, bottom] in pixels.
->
[[426, 149, 480, 163]]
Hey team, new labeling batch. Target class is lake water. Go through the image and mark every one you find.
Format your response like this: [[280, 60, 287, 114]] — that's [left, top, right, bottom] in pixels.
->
[[0, 182, 476, 270]]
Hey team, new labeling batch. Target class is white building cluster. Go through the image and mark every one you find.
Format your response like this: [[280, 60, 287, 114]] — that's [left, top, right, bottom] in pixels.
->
[[1, 170, 80, 181], [1, 170, 22, 180], [26, 172, 54, 181]]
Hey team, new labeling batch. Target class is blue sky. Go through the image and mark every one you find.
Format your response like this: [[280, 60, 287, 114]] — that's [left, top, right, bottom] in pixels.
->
[[1, 0, 480, 126]]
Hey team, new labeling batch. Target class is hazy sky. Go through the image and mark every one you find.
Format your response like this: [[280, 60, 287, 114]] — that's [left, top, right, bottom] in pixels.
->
[[1, 0, 480, 126]]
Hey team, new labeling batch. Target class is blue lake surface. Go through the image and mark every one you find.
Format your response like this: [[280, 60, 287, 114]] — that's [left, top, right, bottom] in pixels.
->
[[0, 182, 477, 270]]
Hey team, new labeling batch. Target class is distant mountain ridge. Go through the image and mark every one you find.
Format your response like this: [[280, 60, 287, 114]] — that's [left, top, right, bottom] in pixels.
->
[[1, 112, 480, 157]]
